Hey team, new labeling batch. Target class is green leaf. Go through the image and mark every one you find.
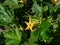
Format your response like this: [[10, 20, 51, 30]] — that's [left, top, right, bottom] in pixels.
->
[[0, 4, 13, 25], [55, 0, 60, 9], [32, 1, 42, 13], [40, 29, 51, 40], [28, 32, 38, 45], [32, 30, 39, 37], [41, 19, 51, 28], [40, 19, 51, 40], [3, 28, 22, 45], [3, 0, 24, 9], [32, 23, 41, 37], [5, 39, 20, 45], [58, 14, 60, 22], [53, 24, 58, 29], [49, 4, 56, 12], [43, 5, 48, 12]]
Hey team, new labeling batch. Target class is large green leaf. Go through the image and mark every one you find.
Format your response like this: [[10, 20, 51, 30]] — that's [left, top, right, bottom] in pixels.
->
[[28, 32, 38, 45], [3, 0, 24, 9], [41, 19, 51, 28], [32, 23, 41, 37], [32, 1, 42, 13], [40, 19, 51, 41], [0, 4, 13, 25], [55, 0, 60, 9], [40, 29, 51, 40], [49, 4, 56, 12], [3, 28, 22, 45]]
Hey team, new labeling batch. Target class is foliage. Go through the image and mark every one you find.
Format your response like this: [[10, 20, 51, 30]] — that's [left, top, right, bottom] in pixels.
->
[[0, 0, 60, 45]]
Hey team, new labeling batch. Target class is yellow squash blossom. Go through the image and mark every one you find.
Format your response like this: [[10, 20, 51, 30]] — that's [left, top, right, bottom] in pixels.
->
[[42, 18, 45, 21], [51, 0, 57, 5], [19, 0, 24, 4], [25, 16, 34, 31]]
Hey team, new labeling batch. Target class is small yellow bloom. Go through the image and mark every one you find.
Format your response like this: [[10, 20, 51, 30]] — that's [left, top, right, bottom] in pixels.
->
[[51, 0, 57, 5], [19, 0, 24, 4], [42, 18, 45, 21], [25, 16, 34, 31]]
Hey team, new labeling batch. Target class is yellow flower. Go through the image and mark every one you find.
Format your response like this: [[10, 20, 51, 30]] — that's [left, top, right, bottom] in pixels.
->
[[19, 0, 24, 4], [42, 18, 45, 21], [51, 0, 57, 5], [25, 16, 34, 31]]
